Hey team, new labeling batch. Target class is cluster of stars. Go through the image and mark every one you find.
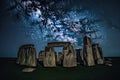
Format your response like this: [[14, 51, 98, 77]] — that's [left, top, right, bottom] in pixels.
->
[[12, 0, 104, 47]]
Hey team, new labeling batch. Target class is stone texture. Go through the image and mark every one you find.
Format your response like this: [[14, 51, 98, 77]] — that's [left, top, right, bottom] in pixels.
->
[[56, 52, 63, 65], [63, 47, 77, 67], [16, 44, 37, 67], [22, 68, 36, 72], [43, 42, 77, 67], [38, 51, 44, 62], [26, 47, 37, 67], [83, 36, 95, 66], [76, 48, 84, 65], [105, 58, 112, 66], [43, 47, 56, 67], [92, 44, 104, 64], [16, 48, 26, 65]]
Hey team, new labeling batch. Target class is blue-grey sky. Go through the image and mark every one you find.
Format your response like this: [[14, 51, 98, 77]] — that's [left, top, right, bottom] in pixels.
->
[[0, 0, 120, 57]]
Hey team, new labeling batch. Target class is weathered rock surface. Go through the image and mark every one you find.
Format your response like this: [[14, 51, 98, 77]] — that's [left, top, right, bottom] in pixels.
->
[[16, 48, 26, 65], [63, 47, 77, 67], [16, 44, 37, 67], [26, 47, 37, 67], [22, 68, 36, 72], [43, 47, 56, 67], [92, 44, 104, 64], [56, 52, 63, 65], [76, 48, 84, 65], [38, 51, 44, 62], [43, 42, 77, 67], [105, 58, 112, 66], [83, 36, 95, 66]]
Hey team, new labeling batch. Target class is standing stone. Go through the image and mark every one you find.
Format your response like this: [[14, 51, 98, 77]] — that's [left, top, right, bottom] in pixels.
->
[[26, 48, 37, 67], [92, 44, 104, 64], [76, 48, 84, 65], [63, 49, 69, 67], [63, 47, 77, 67], [38, 51, 44, 62], [16, 44, 37, 67], [56, 52, 63, 65], [43, 47, 56, 67], [83, 36, 95, 66], [16, 47, 26, 65], [98, 47, 104, 59], [98, 46, 104, 64]]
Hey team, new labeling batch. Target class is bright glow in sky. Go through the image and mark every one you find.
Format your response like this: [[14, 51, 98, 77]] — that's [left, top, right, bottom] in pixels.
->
[[14, 0, 105, 49], [0, 0, 120, 57]]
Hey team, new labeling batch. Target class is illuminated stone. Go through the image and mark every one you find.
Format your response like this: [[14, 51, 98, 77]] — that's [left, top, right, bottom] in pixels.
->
[[92, 44, 104, 64], [43, 47, 56, 67], [83, 36, 95, 66], [63, 48, 77, 67], [16, 47, 26, 65], [56, 52, 63, 65], [22, 68, 36, 72], [42, 42, 77, 67], [38, 51, 44, 62], [26, 47, 37, 67], [16, 44, 37, 67]]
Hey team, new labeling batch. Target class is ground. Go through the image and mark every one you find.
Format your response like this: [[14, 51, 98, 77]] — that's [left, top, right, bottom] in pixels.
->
[[0, 57, 120, 80]]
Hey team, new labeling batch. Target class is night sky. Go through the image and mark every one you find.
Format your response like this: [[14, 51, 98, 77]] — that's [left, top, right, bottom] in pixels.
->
[[0, 0, 120, 57]]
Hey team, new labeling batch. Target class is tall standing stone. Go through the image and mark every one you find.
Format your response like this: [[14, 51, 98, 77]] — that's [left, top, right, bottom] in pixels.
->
[[26, 47, 37, 67], [38, 51, 44, 62], [92, 44, 104, 64], [16, 47, 26, 65], [16, 44, 37, 67], [83, 36, 95, 66], [56, 52, 63, 65], [43, 47, 56, 67], [98, 47, 104, 60], [76, 48, 84, 65], [63, 46, 77, 67]]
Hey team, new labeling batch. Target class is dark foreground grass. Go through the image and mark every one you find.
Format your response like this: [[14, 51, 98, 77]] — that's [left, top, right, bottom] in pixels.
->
[[0, 57, 120, 80]]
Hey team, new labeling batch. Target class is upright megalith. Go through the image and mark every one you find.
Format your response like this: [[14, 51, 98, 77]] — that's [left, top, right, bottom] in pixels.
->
[[26, 47, 37, 67], [16, 44, 37, 67], [56, 52, 63, 65], [16, 47, 26, 65], [92, 44, 104, 64], [83, 36, 95, 66], [43, 47, 56, 67], [98, 47, 104, 62], [44, 42, 77, 67], [63, 46, 77, 67], [76, 48, 84, 65], [38, 51, 44, 62]]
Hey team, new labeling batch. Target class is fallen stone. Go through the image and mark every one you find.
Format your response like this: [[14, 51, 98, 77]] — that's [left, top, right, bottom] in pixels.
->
[[22, 68, 36, 72], [107, 58, 112, 61], [105, 61, 112, 64], [105, 63, 112, 67]]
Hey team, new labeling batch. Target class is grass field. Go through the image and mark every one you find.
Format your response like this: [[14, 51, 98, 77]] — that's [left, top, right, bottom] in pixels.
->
[[0, 57, 120, 80]]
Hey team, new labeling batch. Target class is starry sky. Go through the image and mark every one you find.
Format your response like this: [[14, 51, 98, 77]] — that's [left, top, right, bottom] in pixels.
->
[[0, 0, 120, 57]]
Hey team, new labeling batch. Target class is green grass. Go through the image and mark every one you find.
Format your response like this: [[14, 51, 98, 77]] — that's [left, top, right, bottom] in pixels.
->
[[0, 58, 120, 80]]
